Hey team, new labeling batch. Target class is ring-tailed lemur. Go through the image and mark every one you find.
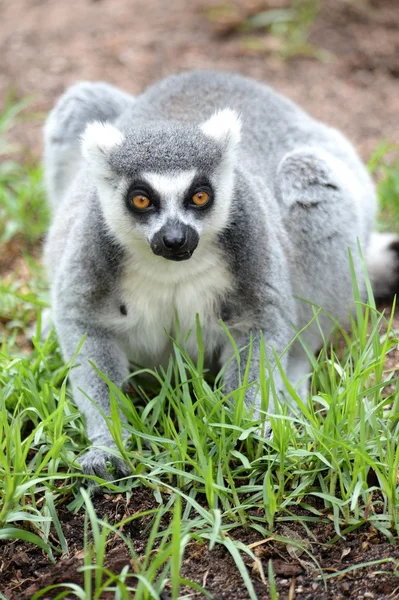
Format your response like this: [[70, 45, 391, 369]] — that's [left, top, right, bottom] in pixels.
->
[[43, 71, 399, 479]]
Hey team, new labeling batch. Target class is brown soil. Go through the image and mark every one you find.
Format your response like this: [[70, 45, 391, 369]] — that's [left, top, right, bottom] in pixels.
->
[[1, 0, 399, 598], [1, 489, 399, 599], [1, 0, 398, 159]]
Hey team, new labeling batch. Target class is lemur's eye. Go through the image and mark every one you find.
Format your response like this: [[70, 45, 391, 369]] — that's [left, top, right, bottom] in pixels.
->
[[131, 195, 151, 210], [191, 191, 210, 207]]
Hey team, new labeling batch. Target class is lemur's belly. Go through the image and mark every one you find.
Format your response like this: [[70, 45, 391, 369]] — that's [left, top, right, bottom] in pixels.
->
[[107, 250, 233, 370], [119, 310, 225, 370]]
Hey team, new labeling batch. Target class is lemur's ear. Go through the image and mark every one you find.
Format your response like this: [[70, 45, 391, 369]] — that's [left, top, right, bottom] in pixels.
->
[[200, 108, 241, 153], [81, 122, 124, 176]]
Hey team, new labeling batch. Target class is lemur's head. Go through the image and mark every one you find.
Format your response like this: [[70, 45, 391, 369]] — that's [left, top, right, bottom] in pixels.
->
[[81, 109, 241, 261]]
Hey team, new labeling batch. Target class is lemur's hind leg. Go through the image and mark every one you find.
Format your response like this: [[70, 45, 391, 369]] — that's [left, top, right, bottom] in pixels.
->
[[44, 81, 133, 208], [275, 147, 376, 402]]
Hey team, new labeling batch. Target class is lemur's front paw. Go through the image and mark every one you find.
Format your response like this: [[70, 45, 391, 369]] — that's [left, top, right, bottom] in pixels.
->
[[77, 446, 131, 485]]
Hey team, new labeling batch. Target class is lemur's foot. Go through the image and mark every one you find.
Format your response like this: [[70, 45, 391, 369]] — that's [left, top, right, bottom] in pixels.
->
[[77, 446, 131, 489]]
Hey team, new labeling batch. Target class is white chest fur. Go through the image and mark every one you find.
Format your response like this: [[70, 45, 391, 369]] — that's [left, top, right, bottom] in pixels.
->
[[106, 241, 233, 369]]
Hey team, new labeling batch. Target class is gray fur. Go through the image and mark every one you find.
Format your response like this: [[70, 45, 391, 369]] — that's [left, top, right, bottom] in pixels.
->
[[43, 71, 398, 479], [109, 123, 223, 175]]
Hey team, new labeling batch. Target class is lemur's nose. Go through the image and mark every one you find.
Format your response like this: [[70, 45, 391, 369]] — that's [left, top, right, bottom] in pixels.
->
[[151, 221, 199, 260], [162, 230, 186, 250]]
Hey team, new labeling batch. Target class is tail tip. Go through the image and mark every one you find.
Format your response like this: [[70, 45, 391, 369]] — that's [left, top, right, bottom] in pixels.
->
[[367, 232, 399, 300]]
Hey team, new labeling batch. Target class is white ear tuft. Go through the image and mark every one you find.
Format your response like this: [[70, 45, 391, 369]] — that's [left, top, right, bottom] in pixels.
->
[[200, 108, 241, 150], [81, 121, 124, 174]]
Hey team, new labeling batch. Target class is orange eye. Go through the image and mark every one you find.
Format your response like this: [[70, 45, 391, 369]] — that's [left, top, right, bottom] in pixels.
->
[[131, 195, 151, 210], [192, 191, 210, 207]]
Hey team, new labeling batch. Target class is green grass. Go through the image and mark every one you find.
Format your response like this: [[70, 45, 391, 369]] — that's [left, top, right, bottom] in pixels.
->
[[206, 0, 330, 61], [1, 104, 399, 598], [241, 0, 325, 60], [0, 93, 48, 246], [369, 142, 399, 228]]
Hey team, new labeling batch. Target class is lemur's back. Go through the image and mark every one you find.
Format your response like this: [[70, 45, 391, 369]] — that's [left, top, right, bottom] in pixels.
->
[[118, 71, 369, 185]]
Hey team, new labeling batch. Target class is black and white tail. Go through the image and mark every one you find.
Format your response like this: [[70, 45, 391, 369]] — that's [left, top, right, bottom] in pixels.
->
[[366, 232, 399, 300]]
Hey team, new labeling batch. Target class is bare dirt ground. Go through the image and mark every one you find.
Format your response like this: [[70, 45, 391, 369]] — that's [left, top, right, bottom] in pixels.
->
[[1, 0, 399, 598], [1, 0, 399, 159], [2, 489, 399, 600]]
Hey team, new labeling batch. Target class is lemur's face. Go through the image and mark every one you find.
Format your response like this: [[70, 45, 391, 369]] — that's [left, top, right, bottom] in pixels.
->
[[81, 109, 241, 261], [122, 170, 214, 262]]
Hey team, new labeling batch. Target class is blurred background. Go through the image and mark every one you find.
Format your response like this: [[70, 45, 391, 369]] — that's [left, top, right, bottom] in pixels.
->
[[1, 0, 398, 159]]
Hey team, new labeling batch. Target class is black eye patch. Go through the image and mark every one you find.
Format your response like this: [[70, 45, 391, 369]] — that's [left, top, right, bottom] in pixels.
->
[[184, 176, 214, 212], [125, 180, 161, 215]]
